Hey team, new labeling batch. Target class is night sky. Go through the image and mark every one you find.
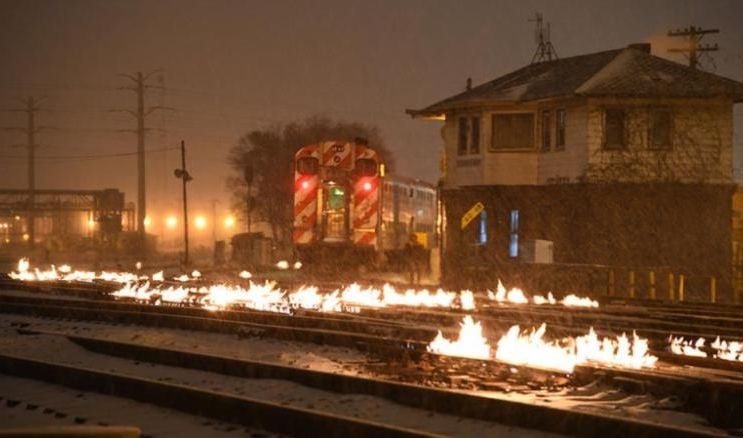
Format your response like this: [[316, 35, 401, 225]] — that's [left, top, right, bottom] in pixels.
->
[[1, 0, 742, 225]]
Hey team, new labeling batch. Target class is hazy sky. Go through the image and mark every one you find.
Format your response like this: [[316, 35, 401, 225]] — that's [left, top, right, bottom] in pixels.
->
[[1, 0, 742, 226]]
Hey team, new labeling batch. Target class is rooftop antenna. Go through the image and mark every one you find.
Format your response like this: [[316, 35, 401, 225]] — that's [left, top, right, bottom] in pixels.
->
[[529, 12, 558, 63]]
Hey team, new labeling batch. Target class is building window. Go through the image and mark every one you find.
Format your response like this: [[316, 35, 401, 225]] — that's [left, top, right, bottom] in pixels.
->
[[457, 117, 468, 156], [491, 113, 535, 150], [603, 109, 626, 150], [478, 210, 487, 245], [556, 108, 566, 150], [509, 210, 519, 258], [648, 109, 672, 150], [541, 110, 551, 151], [470, 116, 480, 154]]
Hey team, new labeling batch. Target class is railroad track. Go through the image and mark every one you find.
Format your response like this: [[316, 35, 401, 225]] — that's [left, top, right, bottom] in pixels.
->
[[2, 283, 743, 373], [3, 279, 743, 367], [0, 352, 431, 438], [1, 288, 743, 432], [1, 327, 722, 438]]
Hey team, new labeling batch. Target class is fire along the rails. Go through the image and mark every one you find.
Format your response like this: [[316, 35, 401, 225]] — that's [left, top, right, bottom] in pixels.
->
[[669, 335, 743, 362], [427, 316, 658, 373], [488, 280, 599, 308], [8, 259, 598, 314]]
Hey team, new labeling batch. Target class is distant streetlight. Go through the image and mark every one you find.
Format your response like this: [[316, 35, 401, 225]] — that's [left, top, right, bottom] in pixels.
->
[[143, 216, 152, 228], [166, 216, 178, 229], [194, 216, 207, 230], [87, 219, 96, 229], [224, 216, 235, 228]]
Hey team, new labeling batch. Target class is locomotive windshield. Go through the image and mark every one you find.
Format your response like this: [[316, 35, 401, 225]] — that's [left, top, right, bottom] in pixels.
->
[[296, 156, 319, 175], [355, 158, 377, 177]]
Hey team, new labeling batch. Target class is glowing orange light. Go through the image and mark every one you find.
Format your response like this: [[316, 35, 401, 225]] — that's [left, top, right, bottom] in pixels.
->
[[224, 216, 235, 228], [166, 216, 178, 229], [301, 180, 310, 190], [22, 233, 30, 241], [195, 216, 207, 230], [363, 181, 373, 191], [87, 219, 96, 229], [144, 216, 152, 228]]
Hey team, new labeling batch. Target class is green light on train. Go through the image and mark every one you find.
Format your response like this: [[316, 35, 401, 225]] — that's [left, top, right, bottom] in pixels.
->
[[331, 187, 345, 197]]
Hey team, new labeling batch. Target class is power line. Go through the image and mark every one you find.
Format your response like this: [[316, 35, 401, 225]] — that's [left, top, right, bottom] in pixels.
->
[[667, 25, 719, 70], [2, 96, 49, 248], [112, 70, 175, 244], [0, 146, 178, 161]]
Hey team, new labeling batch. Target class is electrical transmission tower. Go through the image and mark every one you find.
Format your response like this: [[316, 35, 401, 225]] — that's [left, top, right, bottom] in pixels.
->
[[529, 12, 558, 63], [3, 96, 47, 249], [113, 71, 174, 249], [667, 25, 719, 70]]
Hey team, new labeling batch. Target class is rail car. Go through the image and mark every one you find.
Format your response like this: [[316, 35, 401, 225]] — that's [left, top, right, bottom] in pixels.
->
[[292, 139, 436, 266]]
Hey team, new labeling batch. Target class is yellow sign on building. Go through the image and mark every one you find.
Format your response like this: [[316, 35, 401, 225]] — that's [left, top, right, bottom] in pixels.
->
[[461, 202, 484, 229]]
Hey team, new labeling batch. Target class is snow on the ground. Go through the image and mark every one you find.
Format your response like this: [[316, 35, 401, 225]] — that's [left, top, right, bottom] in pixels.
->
[[1, 313, 366, 375], [0, 309, 726, 435], [0, 320, 558, 438], [0, 374, 276, 437]]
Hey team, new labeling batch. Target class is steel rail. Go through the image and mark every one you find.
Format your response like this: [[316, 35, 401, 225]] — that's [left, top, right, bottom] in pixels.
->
[[0, 352, 435, 438], [9, 329, 723, 437]]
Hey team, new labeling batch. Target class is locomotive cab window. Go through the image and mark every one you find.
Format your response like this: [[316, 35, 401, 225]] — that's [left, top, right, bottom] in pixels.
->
[[296, 157, 319, 175], [355, 158, 377, 177]]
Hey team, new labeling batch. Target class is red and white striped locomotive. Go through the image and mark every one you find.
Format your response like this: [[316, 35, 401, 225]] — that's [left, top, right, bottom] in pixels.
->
[[293, 139, 436, 264]]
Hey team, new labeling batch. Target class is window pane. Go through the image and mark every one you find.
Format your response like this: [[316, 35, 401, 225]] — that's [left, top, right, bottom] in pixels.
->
[[510, 210, 519, 233], [556, 109, 566, 148], [296, 157, 319, 175], [509, 234, 519, 258], [355, 158, 377, 176], [478, 210, 487, 245], [649, 110, 672, 149], [470, 117, 480, 154], [604, 109, 625, 149], [491, 114, 534, 149], [458, 117, 468, 155], [541, 110, 551, 151]]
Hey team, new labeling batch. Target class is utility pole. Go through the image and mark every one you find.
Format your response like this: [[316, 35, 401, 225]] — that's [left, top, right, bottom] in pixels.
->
[[211, 199, 218, 245], [243, 165, 254, 234], [4, 96, 46, 249], [114, 71, 174, 251], [667, 26, 719, 69], [174, 140, 193, 266], [529, 12, 558, 63]]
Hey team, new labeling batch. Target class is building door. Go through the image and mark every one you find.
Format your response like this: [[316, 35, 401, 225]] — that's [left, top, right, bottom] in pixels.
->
[[322, 183, 348, 242]]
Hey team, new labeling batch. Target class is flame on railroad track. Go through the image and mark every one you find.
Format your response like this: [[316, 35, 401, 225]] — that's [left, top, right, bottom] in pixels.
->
[[8, 258, 599, 315], [429, 317, 657, 373], [427, 316, 491, 360], [9, 258, 145, 284], [488, 280, 599, 308], [669, 335, 743, 362]]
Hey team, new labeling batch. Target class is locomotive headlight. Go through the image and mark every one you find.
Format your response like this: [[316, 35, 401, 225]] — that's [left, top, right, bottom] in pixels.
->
[[301, 180, 310, 190], [362, 181, 373, 191]]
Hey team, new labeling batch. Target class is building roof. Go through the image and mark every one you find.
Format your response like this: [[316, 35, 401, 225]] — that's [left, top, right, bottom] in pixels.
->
[[408, 45, 743, 118]]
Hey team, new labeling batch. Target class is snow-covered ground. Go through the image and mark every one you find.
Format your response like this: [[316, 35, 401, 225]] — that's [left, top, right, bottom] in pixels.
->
[[0, 306, 720, 435], [0, 375, 276, 437], [0, 315, 558, 437]]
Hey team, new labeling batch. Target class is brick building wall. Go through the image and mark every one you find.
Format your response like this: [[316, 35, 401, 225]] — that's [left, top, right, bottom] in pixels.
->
[[442, 183, 735, 301]]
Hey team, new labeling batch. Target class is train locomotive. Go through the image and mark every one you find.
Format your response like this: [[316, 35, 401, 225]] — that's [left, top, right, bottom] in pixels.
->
[[292, 139, 436, 267]]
